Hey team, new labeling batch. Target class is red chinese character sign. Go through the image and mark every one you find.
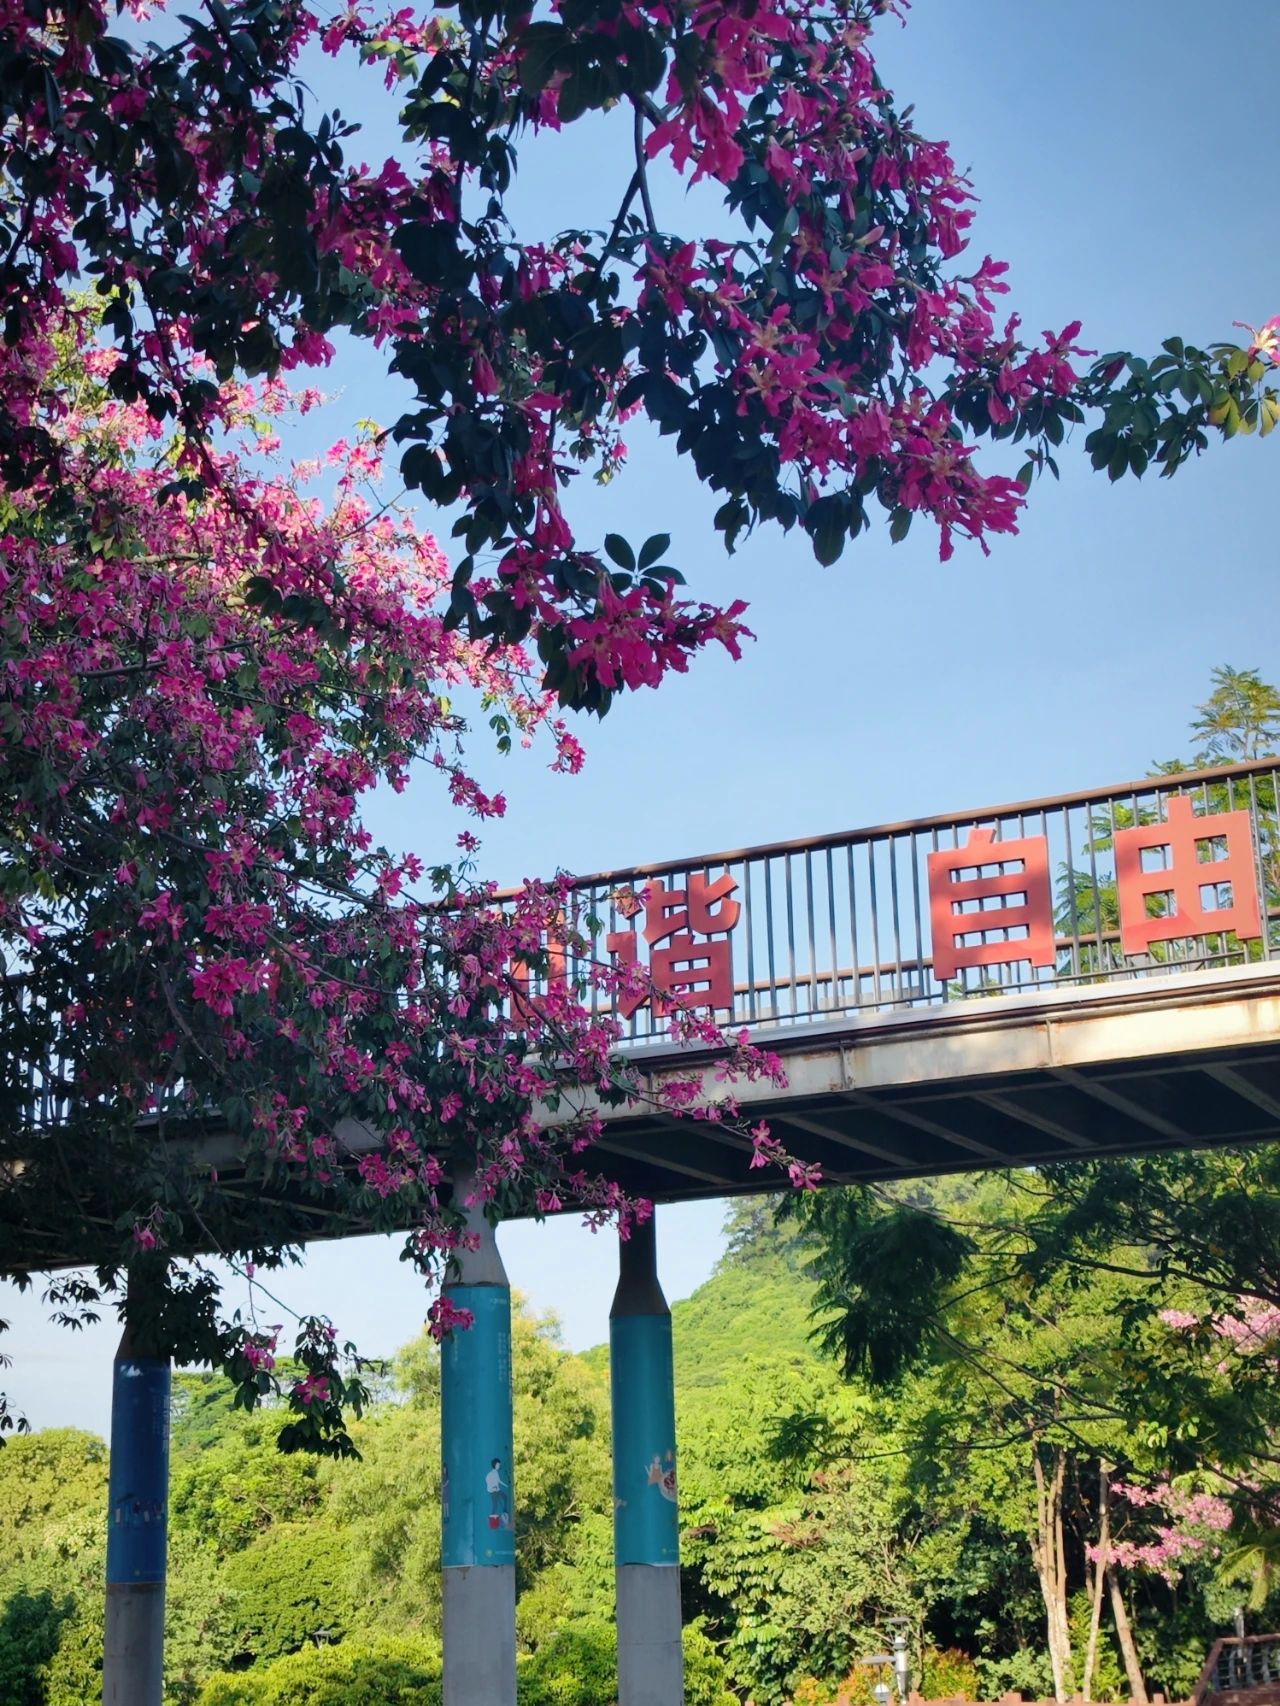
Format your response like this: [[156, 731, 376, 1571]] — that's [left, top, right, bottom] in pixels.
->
[[607, 872, 741, 1018], [1114, 794, 1262, 956], [927, 826, 1056, 983]]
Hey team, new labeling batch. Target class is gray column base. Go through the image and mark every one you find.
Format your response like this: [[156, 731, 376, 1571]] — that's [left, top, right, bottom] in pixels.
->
[[103, 1581, 165, 1706], [617, 1563, 684, 1706], [443, 1564, 516, 1706]]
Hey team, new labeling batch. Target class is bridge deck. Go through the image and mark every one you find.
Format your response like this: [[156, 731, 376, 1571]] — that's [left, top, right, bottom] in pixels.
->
[[575, 962, 1280, 1200]]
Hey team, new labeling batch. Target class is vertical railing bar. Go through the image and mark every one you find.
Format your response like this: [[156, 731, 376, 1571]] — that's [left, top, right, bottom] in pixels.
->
[[1119, 793, 1133, 975], [888, 836, 904, 1001], [825, 847, 839, 1015], [1197, 779, 1212, 968], [1250, 771, 1269, 963], [930, 826, 943, 1004], [617, 887, 638, 1044], [1256, 774, 1262, 962], [784, 852, 798, 1019], [909, 831, 925, 1008], [744, 859, 758, 1023], [1017, 808, 1037, 996], [805, 849, 818, 1018], [1037, 807, 1052, 991], [1084, 790, 1106, 979], [1197, 779, 1213, 966], [847, 844, 862, 1009], [576, 891, 586, 1010], [868, 840, 883, 1006], [1256, 774, 1276, 962], [764, 859, 778, 1022]]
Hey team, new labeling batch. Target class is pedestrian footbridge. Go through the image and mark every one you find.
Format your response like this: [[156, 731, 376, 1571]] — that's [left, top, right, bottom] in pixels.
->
[[536, 755, 1280, 1199], [6, 759, 1279, 1270]]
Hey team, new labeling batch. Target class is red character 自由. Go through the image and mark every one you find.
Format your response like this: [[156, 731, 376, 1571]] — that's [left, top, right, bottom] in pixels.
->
[[927, 826, 1056, 983], [1114, 794, 1262, 956]]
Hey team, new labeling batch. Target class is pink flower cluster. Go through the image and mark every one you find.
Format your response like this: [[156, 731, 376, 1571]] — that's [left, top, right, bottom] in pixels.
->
[[1100, 1479, 1233, 1583]]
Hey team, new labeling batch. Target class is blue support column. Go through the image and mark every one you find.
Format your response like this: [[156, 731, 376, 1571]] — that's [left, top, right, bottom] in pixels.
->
[[103, 1299, 171, 1706], [440, 1167, 517, 1706], [611, 1212, 684, 1706]]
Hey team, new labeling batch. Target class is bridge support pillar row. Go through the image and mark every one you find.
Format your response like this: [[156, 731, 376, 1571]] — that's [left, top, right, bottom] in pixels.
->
[[103, 1282, 171, 1706], [441, 1166, 517, 1706], [611, 1211, 684, 1706]]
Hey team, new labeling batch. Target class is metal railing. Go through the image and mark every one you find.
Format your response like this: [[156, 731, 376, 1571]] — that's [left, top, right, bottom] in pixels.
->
[[9, 760, 1280, 1131], [507, 758, 1280, 1046], [1195, 1636, 1280, 1702]]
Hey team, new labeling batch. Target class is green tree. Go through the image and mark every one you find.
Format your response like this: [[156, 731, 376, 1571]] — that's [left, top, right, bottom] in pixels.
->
[[1056, 664, 1280, 977], [0, 1590, 76, 1706], [170, 1403, 325, 1558], [1188, 667, 1280, 764], [673, 1214, 913, 1703], [0, 1430, 107, 1706], [219, 1524, 362, 1668], [792, 1173, 1159, 1702], [196, 1635, 443, 1706]]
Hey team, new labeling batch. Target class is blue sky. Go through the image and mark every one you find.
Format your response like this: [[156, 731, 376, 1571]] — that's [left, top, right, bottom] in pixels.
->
[[7, 0, 1279, 1435]]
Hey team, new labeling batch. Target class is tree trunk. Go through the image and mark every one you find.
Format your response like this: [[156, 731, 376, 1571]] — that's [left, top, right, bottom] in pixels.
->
[[1032, 1445, 1074, 1702], [1083, 1463, 1110, 1702], [1108, 1563, 1148, 1706]]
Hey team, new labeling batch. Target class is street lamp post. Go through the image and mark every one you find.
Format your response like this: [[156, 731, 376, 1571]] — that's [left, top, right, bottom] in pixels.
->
[[890, 1618, 913, 1701], [865, 1650, 894, 1706]]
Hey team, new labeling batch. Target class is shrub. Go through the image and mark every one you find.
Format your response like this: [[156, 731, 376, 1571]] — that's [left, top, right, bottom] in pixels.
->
[[920, 1648, 981, 1700], [519, 1622, 617, 1705], [196, 1634, 442, 1705], [218, 1525, 359, 1667], [515, 1616, 736, 1706]]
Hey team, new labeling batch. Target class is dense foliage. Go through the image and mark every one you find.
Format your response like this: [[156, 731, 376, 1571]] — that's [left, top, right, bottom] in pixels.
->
[[8, 1189, 1280, 1706]]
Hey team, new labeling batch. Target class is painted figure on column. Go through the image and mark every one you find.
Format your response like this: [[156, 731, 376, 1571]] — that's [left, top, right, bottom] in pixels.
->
[[645, 1452, 677, 1504], [487, 1457, 512, 1529], [440, 1285, 516, 1569]]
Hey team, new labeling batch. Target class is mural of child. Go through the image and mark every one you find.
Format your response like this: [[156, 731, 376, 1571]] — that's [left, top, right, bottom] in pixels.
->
[[485, 1457, 511, 1529]]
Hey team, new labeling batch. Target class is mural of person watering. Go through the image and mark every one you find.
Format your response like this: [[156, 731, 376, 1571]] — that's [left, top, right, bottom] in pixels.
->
[[440, 1282, 517, 1569], [487, 1458, 511, 1530]]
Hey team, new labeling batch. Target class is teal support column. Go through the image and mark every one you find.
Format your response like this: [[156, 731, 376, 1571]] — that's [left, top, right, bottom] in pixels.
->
[[440, 1168, 516, 1706], [103, 1294, 171, 1706], [611, 1212, 684, 1706]]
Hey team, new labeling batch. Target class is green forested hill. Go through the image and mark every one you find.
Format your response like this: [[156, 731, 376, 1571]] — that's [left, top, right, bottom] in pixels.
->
[[672, 1203, 821, 1392]]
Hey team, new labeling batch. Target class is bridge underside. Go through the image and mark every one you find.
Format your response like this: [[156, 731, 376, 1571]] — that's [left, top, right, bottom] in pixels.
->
[[575, 963, 1280, 1202], [6, 965, 1280, 1271]]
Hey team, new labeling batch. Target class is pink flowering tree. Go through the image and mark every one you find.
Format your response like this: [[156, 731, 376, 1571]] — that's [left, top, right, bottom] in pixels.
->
[[0, 0, 1274, 713], [0, 0, 1276, 1446], [1101, 1478, 1235, 1586], [0, 330, 786, 1450]]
